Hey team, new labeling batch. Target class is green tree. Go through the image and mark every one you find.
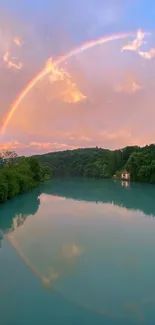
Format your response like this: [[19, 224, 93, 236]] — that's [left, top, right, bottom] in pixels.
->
[[27, 157, 42, 183], [0, 170, 8, 202], [0, 152, 50, 204], [3, 168, 20, 199], [1, 151, 18, 166]]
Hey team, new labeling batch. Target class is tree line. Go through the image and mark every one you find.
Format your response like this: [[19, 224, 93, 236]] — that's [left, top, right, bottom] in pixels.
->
[[0, 151, 50, 203], [35, 144, 155, 184], [1, 144, 155, 205]]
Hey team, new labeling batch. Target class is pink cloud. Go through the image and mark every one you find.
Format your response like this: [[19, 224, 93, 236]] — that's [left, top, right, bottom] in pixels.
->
[[114, 80, 142, 94], [29, 141, 78, 151], [67, 133, 92, 142], [0, 140, 78, 155], [139, 48, 155, 60], [121, 29, 155, 61], [0, 140, 23, 151], [0, 128, 153, 156], [99, 129, 148, 148], [121, 29, 145, 53]]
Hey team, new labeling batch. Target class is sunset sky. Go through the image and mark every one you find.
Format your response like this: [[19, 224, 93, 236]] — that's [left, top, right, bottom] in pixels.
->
[[0, 0, 155, 155]]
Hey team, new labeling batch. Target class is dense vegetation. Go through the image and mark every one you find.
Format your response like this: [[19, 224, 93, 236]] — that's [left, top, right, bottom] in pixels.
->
[[0, 151, 50, 203], [1, 144, 155, 205], [35, 144, 155, 184]]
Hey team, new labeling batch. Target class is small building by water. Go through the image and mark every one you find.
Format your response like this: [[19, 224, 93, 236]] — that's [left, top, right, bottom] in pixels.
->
[[121, 171, 130, 181]]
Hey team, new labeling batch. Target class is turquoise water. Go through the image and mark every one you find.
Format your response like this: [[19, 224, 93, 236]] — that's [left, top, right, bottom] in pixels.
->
[[1, 178, 155, 324]]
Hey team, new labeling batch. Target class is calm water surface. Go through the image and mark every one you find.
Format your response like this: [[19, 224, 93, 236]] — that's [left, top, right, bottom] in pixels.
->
[[1, 178, 155, 325]]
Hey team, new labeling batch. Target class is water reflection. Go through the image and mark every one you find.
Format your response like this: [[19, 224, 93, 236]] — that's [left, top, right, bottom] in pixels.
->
[[0, 230, 4, 248], [0, 178, 155, 289], [7, 231, 83, 289], [121, 180, 130, 189], [1, 178, 155, 322], [0, 187, 41, 233], [40, 178, 155, 217], [1, 178, 155, 235]]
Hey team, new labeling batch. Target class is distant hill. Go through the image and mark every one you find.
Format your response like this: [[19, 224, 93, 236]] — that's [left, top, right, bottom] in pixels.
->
[[34, 144, 155, 183]]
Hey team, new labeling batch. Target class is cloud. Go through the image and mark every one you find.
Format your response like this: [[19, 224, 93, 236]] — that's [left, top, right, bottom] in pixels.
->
[[47, 59, 87, 104], [0, 140, 22, 151], [68, 134, 92, 141], [0, 140, 78, 155], [139, 48, 155, 60], [121, 29, 145, 53], [100, 129, 132, 140], [0, 127, 150, 156], [114, 80, 142, 94], [114, 73, 142, 94], [0, 22, 23, 70], [62, 83, 86, 103], [121, 29, 155, 61], [3, 51, 23, 70], [29, 141, 78, 151], [13, 36, 23, 47], [99, 129, 145, 148]]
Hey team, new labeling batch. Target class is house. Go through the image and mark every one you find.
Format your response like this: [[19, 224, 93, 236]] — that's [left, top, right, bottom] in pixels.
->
[[121, 170, 130, 181]]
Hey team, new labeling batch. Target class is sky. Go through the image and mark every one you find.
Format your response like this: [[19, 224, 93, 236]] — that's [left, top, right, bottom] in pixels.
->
[[0, 0, 155, 155]]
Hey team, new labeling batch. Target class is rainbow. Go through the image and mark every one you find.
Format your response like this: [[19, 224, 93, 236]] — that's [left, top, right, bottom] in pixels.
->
[[1, 32, 135, 135]]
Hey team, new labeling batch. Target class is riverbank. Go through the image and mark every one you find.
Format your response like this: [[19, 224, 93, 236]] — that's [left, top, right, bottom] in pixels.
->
[[0, 156, 50, 204], [35, 144, 155, 184]]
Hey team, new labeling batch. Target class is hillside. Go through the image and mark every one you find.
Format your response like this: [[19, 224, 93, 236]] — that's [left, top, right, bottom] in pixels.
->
[[34, 144, 155, 183]]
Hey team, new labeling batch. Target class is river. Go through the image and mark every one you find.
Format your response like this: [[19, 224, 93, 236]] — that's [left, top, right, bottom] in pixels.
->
[[0, 178, 155, 325]]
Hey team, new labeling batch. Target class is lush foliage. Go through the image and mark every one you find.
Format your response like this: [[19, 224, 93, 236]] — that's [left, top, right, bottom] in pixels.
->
[[35, 144, 155, 183], [126, 147, 155, 183], [1, 143, 154, 204], [0, 152, 50, 203]]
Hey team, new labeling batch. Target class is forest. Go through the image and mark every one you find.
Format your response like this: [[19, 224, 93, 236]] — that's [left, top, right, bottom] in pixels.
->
[[35, 144, 155, 184], [0, 151, 50, 203], [1, 143, 155, 205]]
